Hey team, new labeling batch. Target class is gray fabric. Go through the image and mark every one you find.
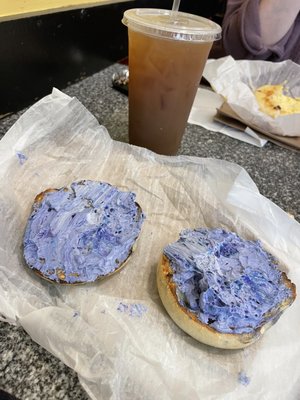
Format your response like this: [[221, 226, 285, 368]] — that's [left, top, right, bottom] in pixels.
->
[[221, 0, 300, 63]]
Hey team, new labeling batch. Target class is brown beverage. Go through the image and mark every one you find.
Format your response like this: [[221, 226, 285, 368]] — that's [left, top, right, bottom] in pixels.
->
[[123, 9, 221, 155]]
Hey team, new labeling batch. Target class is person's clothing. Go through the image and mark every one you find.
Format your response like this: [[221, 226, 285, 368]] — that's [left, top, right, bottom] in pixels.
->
[[219, 0, 300, 63]]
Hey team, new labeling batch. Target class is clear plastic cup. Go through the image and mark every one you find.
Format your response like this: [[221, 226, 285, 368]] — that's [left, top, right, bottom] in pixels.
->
[[122, 8, 221, 155]]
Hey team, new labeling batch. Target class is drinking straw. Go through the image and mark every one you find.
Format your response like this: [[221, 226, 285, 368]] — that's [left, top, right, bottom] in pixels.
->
[[172, 0, 181, 12]]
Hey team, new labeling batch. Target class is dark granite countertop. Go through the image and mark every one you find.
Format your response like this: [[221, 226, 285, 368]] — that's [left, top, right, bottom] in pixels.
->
[[0, 64, 299, 400]]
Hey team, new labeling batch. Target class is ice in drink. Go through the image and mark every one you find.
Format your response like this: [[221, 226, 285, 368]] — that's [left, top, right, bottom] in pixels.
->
[[123, 9, 221, 155]]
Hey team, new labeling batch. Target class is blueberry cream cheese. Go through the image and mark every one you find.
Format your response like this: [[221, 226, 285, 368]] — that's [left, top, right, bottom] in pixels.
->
[[157, 228, 296, 349], [23, 180, 145, 284]]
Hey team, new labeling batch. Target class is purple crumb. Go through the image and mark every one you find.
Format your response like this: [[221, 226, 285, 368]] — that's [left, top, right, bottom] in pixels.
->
[[117, 302, 147, 317], [238, 371, 250, 386], [16, 151, 28, 165], [73, 311, 80, 317], [117, 302, 129, 313], [129, 303, 148, 317]]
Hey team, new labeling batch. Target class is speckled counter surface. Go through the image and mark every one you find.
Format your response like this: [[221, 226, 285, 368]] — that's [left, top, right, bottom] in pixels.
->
[[0, 64, 299, 400]]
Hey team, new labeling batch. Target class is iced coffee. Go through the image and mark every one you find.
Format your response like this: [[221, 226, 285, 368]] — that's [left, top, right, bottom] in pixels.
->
[[122, 9, 221, 155]]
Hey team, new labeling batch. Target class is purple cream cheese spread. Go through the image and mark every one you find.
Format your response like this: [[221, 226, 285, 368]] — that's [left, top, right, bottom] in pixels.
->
[[164, 228, 292, 334], [23, 180, 145, 283]]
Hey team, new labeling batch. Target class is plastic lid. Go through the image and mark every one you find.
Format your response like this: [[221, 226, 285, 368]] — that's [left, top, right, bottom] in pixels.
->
[[122, 8, 222, 42]]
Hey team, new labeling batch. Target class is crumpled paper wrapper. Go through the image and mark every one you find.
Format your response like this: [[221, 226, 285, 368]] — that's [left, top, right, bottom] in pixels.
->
[[203, 56, 300, 137], [188, 87, 268, 147], [0, 89, 300, 400]]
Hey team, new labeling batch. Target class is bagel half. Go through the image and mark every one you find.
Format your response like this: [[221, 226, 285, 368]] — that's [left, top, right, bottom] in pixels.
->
[[23, 180, 145, 284], [157, 228, 296, 349]]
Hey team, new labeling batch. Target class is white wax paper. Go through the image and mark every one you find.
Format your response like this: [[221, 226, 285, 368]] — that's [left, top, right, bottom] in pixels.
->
[[0, 89, 300, 400], [203, 56, 300, 137], [188, 87, 268, 147]]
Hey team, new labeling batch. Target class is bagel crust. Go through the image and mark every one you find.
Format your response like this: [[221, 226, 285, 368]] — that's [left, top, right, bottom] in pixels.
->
[[157, 230, 296, 350]]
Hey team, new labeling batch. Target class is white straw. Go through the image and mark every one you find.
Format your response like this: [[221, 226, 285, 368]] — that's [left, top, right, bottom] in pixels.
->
[[172, 0, 181, 12]]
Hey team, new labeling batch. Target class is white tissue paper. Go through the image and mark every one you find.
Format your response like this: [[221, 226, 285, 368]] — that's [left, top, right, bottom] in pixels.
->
[[188, 87, 268, 147], [0, 89, 299, 400], [203, 56, 300, 137]]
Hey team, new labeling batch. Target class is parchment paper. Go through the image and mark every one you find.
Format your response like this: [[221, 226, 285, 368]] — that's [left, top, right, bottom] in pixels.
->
[[188, 87, 268, 147], [0, 89, 299, 400], [203, 56, 300, 137]]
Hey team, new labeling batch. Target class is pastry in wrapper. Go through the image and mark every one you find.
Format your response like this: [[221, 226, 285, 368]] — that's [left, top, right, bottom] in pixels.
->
[[255, 84, 300, 118], [203, 57, 300, 136]]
